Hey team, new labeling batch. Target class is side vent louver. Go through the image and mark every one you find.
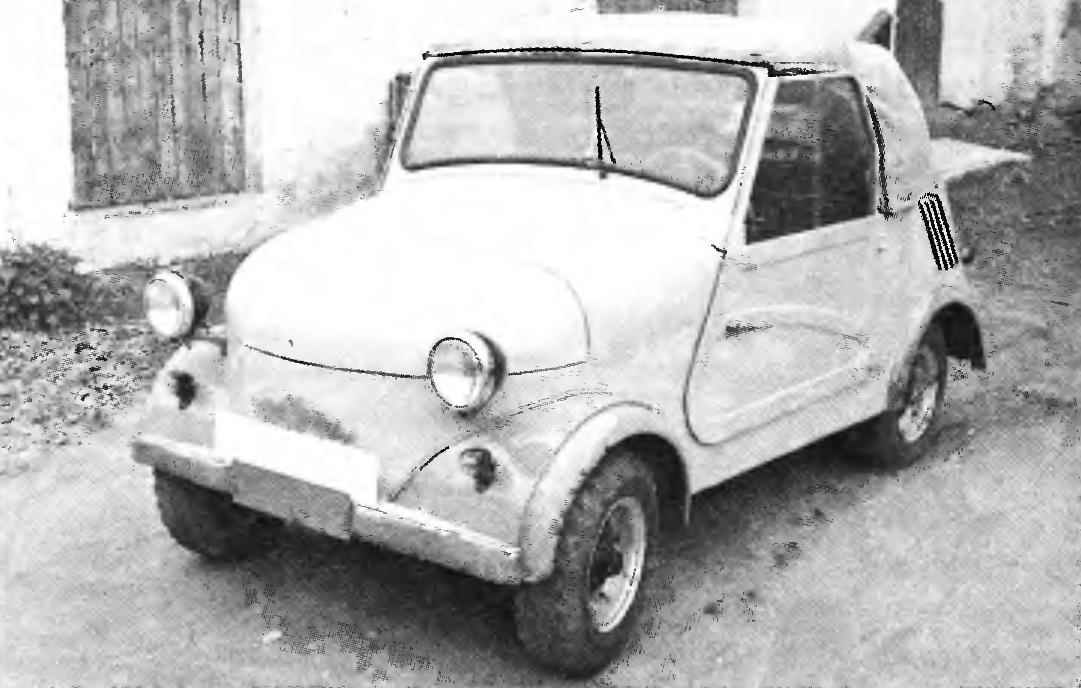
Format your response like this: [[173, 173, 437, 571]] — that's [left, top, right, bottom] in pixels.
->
[[918, 193, 959, 271]]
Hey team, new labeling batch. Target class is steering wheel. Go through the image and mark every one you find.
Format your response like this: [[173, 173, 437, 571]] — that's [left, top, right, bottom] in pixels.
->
[[642, 146, 728, 182]]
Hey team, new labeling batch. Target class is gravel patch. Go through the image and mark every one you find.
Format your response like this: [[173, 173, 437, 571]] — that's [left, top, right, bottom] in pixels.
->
[[0, 250, 248, 477], [0, 325, 169, 476]]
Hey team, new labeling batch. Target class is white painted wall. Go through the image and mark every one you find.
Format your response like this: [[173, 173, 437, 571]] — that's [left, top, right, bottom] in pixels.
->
[[940, 0, 1070, 106], [9, 0, 1071, 249], [4, 0, 590, 246], [0, 2, 75, 248], [246, 0, 591, 199], [740, 0, 1074, 109], [740, 0, 895, 41]]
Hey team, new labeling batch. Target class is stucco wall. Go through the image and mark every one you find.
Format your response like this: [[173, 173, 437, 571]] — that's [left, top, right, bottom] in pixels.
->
[[244, 0, 1074, 197], [743, 0, 1073, 108], [9, 0, 1073, 249], [4, 0, 589, 246], [740, 0, 895, 40], [940, 0, 1070, 106], [246, 0, 591, 202], [0, 2, 75, 247]]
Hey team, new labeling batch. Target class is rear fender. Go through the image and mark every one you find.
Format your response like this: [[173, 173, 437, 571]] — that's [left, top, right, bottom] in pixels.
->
[[887, 294, 987, 408]]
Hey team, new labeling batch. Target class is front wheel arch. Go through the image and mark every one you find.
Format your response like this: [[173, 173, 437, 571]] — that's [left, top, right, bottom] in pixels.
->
[[518, 403, 689, 584]]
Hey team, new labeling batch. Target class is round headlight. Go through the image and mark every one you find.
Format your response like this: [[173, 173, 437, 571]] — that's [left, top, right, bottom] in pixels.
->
[[427, 332, 503, 412], [143, 271, 198, 339]]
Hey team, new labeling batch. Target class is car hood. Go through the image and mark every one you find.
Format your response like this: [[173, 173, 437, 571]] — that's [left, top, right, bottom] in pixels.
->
[[226, 168, 721, 376]]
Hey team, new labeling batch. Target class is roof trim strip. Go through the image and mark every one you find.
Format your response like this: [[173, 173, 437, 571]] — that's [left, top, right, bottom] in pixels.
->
[[421, 46, 831, 77]]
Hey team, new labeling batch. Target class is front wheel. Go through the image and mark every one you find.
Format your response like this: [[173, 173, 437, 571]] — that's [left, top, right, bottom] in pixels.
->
[[848, 324, 948, 469], [513, 449, 659, 677]]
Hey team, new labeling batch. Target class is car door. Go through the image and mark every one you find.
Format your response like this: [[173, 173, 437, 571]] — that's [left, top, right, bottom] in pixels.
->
[[686, 75, 882, 449]]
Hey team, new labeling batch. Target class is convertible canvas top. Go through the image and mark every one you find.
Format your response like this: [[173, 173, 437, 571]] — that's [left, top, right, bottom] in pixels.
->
[[425, 13, 936, 212]]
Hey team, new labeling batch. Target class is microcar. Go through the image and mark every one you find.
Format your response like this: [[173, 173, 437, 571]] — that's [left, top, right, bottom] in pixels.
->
[[133, 14, 987, 676]]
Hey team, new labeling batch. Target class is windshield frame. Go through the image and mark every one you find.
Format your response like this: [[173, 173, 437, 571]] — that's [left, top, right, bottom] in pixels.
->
[[397, 52, 759, 199]]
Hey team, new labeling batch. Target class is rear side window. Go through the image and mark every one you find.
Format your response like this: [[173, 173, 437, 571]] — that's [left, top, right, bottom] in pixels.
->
[[746, 76, 876, 244]]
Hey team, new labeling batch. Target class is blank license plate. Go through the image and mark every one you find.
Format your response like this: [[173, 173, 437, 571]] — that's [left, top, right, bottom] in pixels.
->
[[214, 408, 379, 529], [232, 462, 353, 539]]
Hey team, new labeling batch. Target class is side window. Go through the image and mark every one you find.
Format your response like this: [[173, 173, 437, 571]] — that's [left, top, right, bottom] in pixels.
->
[[746, 76, 876, 244]]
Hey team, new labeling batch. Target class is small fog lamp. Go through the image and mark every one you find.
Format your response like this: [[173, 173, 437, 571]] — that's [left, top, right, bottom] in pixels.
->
[[460, 447, 497, 493]]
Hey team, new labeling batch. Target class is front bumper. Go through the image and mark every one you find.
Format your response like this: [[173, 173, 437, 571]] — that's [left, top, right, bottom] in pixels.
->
[[133, 433, 525, 584]]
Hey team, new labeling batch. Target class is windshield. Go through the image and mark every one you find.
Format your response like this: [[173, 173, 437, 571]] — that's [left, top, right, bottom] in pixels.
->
[[401, 57, 753, 196]]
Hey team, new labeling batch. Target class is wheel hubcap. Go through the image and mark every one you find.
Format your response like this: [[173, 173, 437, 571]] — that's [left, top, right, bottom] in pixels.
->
[[897, 344, 941, 444], [587, 497, 647, 633]]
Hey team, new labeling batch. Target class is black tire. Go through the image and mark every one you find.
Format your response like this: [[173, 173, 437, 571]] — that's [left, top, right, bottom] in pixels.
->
[[513, 449, 659, 677], [847, 324, 948, 469], [153, 469, 280, 561]]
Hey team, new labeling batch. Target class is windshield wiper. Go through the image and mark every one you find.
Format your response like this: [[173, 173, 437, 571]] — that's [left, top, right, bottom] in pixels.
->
[[593, 86, 617, 178]]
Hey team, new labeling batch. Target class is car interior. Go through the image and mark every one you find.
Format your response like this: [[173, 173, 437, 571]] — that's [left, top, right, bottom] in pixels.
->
[[747, 76, 876, 244]]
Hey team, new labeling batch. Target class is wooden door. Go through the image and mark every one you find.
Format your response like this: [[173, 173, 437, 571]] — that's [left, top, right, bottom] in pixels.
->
[[64, 0, 245, 208], [895, 0, 943, 107]]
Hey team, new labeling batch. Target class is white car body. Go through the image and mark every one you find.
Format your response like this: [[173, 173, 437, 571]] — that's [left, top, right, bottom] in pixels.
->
[[133, 13, 987, 673]]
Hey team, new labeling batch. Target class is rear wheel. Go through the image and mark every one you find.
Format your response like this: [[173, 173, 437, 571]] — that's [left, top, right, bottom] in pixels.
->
[[848, 324, 948, 469], [153, 469, 280, 561], [513, 449, 659, 677]]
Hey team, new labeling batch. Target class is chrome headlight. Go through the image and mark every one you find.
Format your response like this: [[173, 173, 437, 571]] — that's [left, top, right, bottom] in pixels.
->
[[143, 270, 205, 339], [427, 332, 504, 412]]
